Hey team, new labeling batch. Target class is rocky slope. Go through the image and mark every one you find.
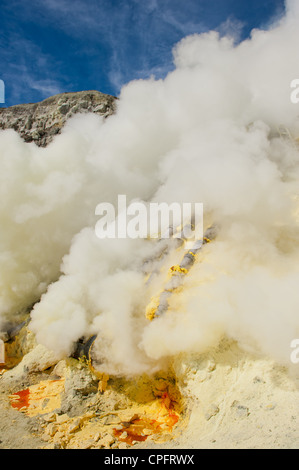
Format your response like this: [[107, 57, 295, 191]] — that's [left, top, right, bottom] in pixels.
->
[[0, 90, 117, 147]]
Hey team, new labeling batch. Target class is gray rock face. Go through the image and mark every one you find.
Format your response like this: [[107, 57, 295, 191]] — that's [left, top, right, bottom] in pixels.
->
[[0, 90, 117, 147]]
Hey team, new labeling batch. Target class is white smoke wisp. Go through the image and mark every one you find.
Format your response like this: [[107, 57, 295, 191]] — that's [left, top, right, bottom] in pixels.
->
[[1, 0, 299, 375]]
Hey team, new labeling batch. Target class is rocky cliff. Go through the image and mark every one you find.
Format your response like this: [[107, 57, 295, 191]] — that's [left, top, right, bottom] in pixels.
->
[[0, 90, 117, 147]]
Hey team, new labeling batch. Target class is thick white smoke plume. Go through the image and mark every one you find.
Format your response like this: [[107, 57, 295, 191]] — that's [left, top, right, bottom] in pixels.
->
[[1, 1, 299, 375]]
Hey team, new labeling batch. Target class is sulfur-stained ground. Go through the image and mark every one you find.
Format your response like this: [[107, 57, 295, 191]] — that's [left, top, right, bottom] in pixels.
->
[[0, 327, 184, 449], [1, 327, 299, 450]]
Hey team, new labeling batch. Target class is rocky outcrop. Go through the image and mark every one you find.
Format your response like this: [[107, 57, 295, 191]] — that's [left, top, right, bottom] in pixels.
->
[[0, 90, 117, 147]]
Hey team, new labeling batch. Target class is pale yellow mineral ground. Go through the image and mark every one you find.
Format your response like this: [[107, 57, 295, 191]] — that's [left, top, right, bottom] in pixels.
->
[[1, 328, 299, 449]]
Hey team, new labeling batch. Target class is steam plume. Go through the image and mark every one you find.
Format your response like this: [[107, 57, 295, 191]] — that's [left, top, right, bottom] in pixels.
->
[[1, 0, 299, 375]]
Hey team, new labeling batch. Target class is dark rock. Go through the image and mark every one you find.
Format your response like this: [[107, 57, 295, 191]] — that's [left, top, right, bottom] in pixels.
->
[[0, 90, 117, 147]]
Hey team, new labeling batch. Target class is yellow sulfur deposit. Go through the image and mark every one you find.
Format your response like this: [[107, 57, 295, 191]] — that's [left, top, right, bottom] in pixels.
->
[[169, 265, 188, 275], [144, 225, 217, 320], [145, 296, 161, 320], [9, 379, 65, 417]]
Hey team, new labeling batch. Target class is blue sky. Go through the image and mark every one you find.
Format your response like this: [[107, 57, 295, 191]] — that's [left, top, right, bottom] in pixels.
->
[[0, 0, 285, 107]]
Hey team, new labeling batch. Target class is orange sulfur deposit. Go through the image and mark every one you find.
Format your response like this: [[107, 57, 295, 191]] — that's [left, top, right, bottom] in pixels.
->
[[6, 356, 183, 449], [9, 379, 65, 417], [10, 388, 30, 411], [113, 391, 180, 446]]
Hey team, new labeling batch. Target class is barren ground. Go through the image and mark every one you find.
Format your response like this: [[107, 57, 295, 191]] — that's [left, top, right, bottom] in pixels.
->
[[1, 328, 298, 450]]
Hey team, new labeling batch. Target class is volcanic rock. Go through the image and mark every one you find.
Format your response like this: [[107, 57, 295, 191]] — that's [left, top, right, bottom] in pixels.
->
[[0, 90, 117, 147]]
